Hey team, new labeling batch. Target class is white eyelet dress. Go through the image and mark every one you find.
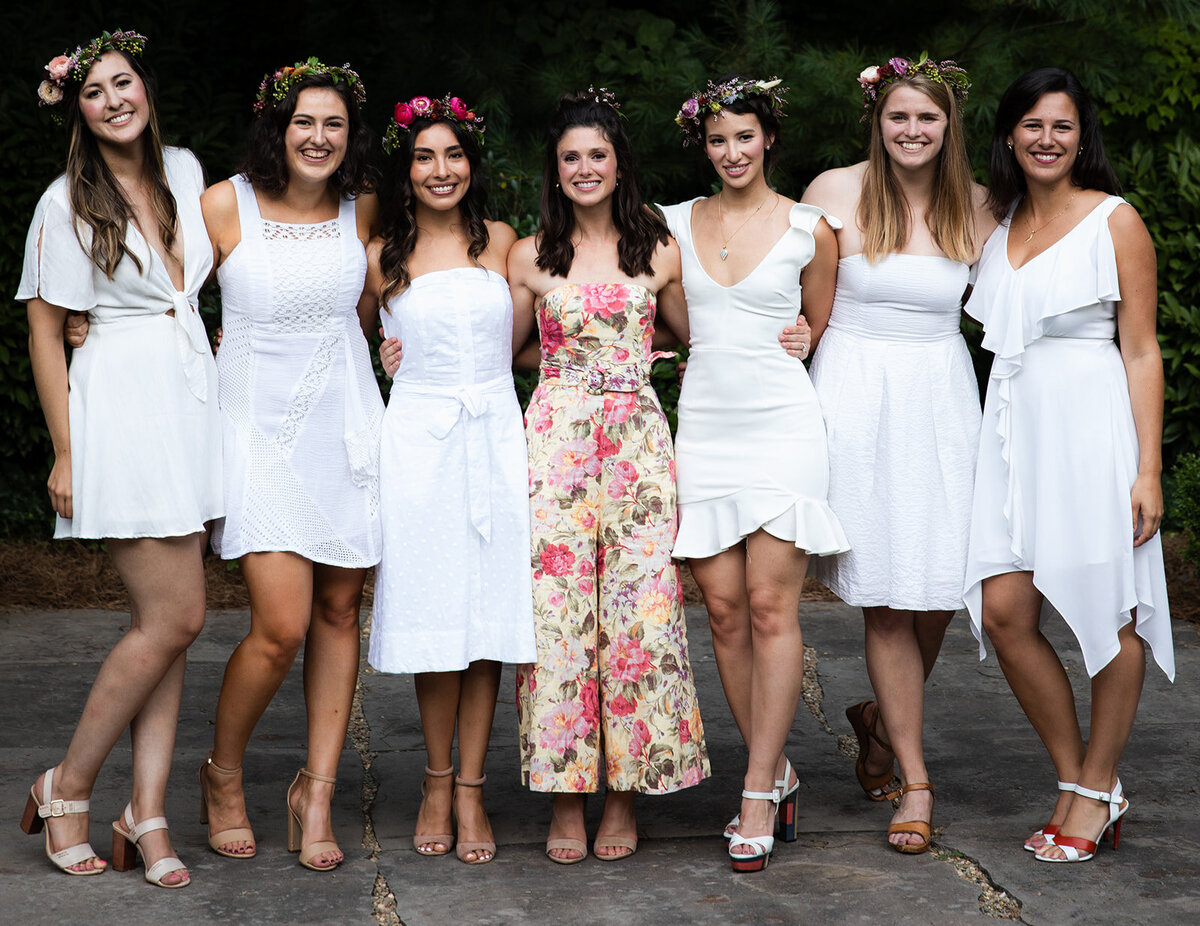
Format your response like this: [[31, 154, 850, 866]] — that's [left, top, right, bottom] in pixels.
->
[[660, 198, 849, 560], [16, 147, 221, 539], [210, 176, 383, 567], [963, 196, 1173, 680]]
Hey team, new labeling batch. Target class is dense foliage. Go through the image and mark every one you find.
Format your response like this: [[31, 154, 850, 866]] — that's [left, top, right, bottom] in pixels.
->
[[2, 0, 1198, 535]]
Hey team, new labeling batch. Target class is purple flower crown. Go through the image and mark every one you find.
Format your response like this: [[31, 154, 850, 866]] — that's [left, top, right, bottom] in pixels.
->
[[253, 57, 366, 118], [37, 29, 148, 120], [675, 76, 787, 146], [383, 93, 486, 154], [858, 52, 970, 115]]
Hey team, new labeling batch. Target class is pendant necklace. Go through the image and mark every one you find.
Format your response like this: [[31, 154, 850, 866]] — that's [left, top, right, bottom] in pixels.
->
[[1023, 190, 1077, 243], [717, 191, 775, 260]]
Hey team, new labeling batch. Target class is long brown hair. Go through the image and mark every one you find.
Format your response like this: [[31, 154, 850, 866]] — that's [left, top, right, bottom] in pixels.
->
[[62, 50, 177, 280], [858, 75, 975, 264]]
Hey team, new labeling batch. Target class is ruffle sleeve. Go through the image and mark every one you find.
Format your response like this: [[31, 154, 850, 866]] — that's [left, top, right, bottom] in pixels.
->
[[789, 201, 843, 234], [15, 179, 97, 312]]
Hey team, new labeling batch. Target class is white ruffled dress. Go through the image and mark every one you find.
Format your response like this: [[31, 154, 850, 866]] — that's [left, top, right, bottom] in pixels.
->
[[963, 196, 1174, 680], [660, 198, 849, 559], [16, 147, 222, 539]]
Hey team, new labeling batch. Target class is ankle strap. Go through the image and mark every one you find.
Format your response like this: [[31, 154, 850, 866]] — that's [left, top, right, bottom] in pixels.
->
[[1056, 780, 1077, 792], [1072, 783, 1119, 805], [299, 768, 337, 785], [741, 788, 780, 803], [455, 774, 487, 787], [424, 766, 455, 778], [886, 781, 935, 800], [205, 755, 242, 776]]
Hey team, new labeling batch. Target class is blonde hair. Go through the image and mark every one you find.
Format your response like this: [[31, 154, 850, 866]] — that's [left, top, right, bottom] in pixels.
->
[[858, 74, 975, 264]]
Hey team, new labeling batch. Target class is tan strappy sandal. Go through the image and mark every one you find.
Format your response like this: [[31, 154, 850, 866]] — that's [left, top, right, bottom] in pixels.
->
[[846, 700, 896, 800], [286, 768, 343, 871], [199, 754, 256, 858], [111, 802, 189, 888], [414, 766, 455, 856], [886, 781, 935, 854], [20, 767, 107, 875], [453, 774, 496, 864]]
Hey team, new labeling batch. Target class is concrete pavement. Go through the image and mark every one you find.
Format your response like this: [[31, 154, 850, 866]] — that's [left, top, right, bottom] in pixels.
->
[[1, 602, 1197, 925]]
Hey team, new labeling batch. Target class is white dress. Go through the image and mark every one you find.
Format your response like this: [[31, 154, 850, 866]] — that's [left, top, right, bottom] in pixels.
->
[[963, 195, 1174, 680], [368, 268, 536, 673], [16, 147, 221, 539], [809, 254, 981, 609], [210, 176, 383, 567], [660, 198, 849, 559]]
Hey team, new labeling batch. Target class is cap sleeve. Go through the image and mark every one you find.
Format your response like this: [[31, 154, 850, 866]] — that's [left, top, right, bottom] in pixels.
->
[[15, 180, 97, 312], [789, 201, 842, 234], [657, 198, 700, 241]]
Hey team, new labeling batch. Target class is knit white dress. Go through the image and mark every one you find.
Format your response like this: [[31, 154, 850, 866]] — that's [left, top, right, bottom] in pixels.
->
[[809, 253, 981, 609], [963, 196, 1174, 680], [16, 147, 222, 539], [660, 198, 849, 560], [210, 176, 383, 567], [369, 268, 536, 673]]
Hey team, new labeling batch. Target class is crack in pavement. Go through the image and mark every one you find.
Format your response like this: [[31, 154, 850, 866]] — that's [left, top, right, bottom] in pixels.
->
[[800, 642, 1025, 920]]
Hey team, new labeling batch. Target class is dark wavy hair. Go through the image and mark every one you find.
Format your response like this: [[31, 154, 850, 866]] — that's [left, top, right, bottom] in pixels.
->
[[240, 72, 376, 197], [987, 67, 1120, 220], [63, 49, 177, 279], [536, 90, 668, 278], [702, 73, 783, 179], [378, 117, 490, 308]]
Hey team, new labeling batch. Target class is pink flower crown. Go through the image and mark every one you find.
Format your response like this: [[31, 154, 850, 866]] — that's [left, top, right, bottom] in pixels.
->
[[37, 29, 149, 120], [383, 94, 486, 154], [858, 52, 970, 115], [675, 77, 787, 146], [253, 57, 366, 118]]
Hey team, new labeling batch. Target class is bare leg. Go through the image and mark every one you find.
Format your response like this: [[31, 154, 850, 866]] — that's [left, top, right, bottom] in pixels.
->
[[688, 547, 752, 743], [595, 790, 637, 859], [1037, 621, 1146, 860], [546, 793, 587, 862], [982, 571, 1086, 847], [41, 534, 205, 874], [454, 660, 501, 862], [205, 552, 314, 855], [732, 531, 808, 857], [289, 563, 367, 868], [413, 670, 462, 855]]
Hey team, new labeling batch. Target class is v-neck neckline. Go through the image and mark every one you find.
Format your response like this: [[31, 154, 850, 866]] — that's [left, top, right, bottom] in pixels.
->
[[1004, 197, 1111, 272], [685, 198, 794, 290]]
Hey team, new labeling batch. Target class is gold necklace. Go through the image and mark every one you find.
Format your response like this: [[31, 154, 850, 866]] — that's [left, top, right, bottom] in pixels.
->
[[717, 191, 775, 260], [1022, 191, 1078, 243]]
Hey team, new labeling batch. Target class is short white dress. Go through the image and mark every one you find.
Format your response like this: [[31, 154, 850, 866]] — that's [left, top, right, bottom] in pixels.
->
[[963, 196, 1174, 680], [368, 268, 536, 673], [660, 198, 848, 559], [809, 254, 981, 609], [210, 176, 383, 567], [16, 147, 221, 539]]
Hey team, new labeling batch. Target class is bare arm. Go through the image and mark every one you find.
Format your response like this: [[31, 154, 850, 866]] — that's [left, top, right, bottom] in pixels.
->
[[1111, 203, 1165, 547], [28, 295, 73, 518], [508, 236, 540, 359], [358, 236, 385, 344], [357, 191, 381, 242], [800, 218, 839, 349], [200, 180, 240, 273], [653, 239, 690, 347]]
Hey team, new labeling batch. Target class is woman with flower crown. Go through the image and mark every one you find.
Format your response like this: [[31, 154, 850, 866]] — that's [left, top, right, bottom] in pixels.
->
[[964, 67, 1171, 863], [197, 59, 382, 872], [18, 29, 218, 887], [662, 75, 846, 872], [780, 54, 994, 854], [366, 94, 536, 864], [507, 88, 710, 864]]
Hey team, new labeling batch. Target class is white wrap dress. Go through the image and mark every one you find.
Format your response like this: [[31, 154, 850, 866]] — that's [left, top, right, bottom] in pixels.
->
[[963, 196, 1174, 680]]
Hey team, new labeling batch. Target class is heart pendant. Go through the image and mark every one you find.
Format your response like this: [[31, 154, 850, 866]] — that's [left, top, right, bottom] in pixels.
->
[[720, 248, 728, 261]]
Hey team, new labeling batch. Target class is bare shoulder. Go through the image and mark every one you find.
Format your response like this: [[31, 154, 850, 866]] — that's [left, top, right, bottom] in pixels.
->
[[201, 178, 237, 217], [802, 163, 864, 213], [486, 219, 518, 249], [971, 182, 999, 238], [1108, 200, 1153, 252], [654, 234, 683, 273]]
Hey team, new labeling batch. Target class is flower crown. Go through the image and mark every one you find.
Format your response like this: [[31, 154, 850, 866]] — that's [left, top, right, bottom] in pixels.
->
[[383, 93, 486, 154], [675, 77, 787, 146], [253, 57, 366, 118], [857, 52, 970, 114], [37, 29, 149, 117], [574, 86, 621, 112]]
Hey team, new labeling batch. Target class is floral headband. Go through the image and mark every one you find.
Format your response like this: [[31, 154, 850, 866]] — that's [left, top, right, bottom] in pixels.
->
[[675, 77, 787, 146], [858, 52, 970, 115], [37, 29, 148, 117], [575, 86, 621, 112], [383, 93, 486, 154], [253, 57, 366, 118]]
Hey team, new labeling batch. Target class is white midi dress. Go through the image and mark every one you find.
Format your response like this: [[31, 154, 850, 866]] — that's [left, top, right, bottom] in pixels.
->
[[809, 254, 981, 609], [16, 147, 222, 539], [660, 198, 848, 559], [210, 175, 383, 567], [963, 195, 1174, 680], [368, 268, 536, 673]]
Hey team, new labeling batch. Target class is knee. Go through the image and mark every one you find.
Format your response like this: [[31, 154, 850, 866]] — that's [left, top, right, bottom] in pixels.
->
[[254, 624, 307, 669], [312, 593, 361, 633], [981, 606, 1026, 648], [864, 609, 909, 640], [747, 587, 794, 637], [705, 596, 747, 642]]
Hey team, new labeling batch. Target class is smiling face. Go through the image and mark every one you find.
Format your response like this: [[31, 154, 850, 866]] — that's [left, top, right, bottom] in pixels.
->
[[556, 125, 618, 206], [77, 51, 149, 148], [1007, 91, 1081, 187], [703, 110, 772, 190], [409, 122, 471, 213], [283, 87, 349, 186], [879, 83, 948, 171]]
